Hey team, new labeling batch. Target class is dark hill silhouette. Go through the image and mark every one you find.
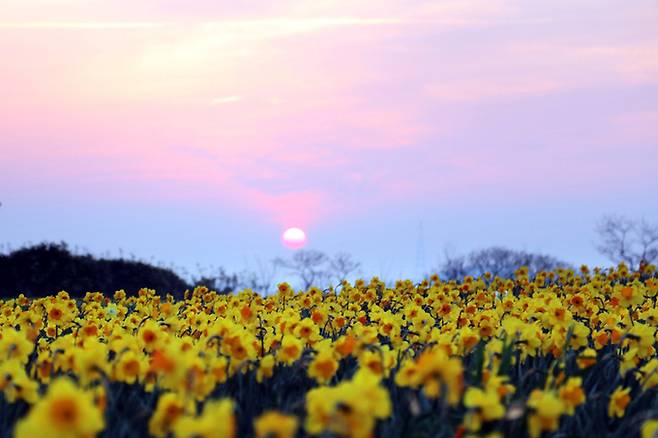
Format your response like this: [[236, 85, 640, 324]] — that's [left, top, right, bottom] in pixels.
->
[[0, 243, 190, 298]]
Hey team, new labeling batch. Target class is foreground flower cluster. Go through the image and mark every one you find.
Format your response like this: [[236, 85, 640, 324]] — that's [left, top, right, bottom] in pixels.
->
[[1, 264, 658, 437]]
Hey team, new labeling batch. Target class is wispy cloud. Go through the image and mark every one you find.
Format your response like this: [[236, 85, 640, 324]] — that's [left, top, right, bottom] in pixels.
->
[[199, 17, 400, 33], [428, 80, 564, 102], [0, 21, 164, 29], [0, 17, 399, 33], [210, 96, 243, 105]]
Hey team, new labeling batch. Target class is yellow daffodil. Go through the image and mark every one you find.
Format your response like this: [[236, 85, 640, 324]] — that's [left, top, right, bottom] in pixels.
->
[[14, 377, 104, 438], [608, 386, 631, 418], [254, 411, 298, 438]]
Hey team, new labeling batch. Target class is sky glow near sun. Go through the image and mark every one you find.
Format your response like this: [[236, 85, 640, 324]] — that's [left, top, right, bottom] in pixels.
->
[[0, 0, 657, 276]]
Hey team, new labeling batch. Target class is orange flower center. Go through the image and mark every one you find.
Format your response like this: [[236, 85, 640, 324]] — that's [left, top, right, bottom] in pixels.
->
[[283, 345, 299, 359], [311, 311, 324, 324], [49, 397, 79, 429], [300, 326, 312, 337], [621, 287, 634, 300], [49, 308, 63, 321], [615, 393, 630, 410], [240, 306, 253, 320], [150, 350, 176, 374], [123, 359, 140, 376], [367, 360, 383, 375], [314, 359, 337, 379], [142, 330, 157, 344]]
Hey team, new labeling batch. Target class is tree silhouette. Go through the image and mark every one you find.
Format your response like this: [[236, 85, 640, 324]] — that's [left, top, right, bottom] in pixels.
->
[[595, 215, 658, 269], [437, 246, 570, 280], [274, 250, 361, 290]]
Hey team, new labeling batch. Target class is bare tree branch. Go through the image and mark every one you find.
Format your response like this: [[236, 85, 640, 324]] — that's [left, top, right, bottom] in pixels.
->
[[637, 219, 658, 265], [274, 250, 362, 290], [595, 215, 658, 269], [437, 246, 570, 280], [329, 252, 361, 284], [237, 257, 278, 294], [439, 249, 467, 280], [274, 250, 331, 290]]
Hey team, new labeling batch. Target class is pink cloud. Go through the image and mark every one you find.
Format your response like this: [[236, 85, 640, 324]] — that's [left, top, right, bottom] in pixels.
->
[[613, 110, 658, 140], [1, 0, 658, 233], [508, 41, 658, 86], [427, 80, 564, 102]]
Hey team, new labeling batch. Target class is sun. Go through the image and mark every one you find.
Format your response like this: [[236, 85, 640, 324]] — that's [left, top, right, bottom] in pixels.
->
[[282, 227, 307, 249]]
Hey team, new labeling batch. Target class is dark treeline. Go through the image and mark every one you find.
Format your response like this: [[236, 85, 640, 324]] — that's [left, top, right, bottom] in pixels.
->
[[0, 243, 189, 298], [0, 244, 361, 299], [437, 246, 573, 280]]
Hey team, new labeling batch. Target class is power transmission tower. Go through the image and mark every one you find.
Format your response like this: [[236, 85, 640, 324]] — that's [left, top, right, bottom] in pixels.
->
[[415, 220, 426, 281]]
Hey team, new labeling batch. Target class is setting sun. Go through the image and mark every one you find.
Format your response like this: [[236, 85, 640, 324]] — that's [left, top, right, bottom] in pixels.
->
[[282, 227, 307, 249]]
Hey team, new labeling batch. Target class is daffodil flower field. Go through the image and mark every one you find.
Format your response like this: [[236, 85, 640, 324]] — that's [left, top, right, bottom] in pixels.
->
[[2, 264, 658, 437]]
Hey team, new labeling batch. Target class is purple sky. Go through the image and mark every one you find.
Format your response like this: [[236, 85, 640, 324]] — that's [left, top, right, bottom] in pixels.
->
[[1, 0, 657, 281]]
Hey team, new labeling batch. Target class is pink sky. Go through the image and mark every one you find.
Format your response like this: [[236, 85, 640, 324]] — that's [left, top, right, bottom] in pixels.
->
[[1, 0, 657, 278]]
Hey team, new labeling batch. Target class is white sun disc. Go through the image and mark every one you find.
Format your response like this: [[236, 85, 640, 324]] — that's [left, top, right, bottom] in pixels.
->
[[282, 227, 307, 249]]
